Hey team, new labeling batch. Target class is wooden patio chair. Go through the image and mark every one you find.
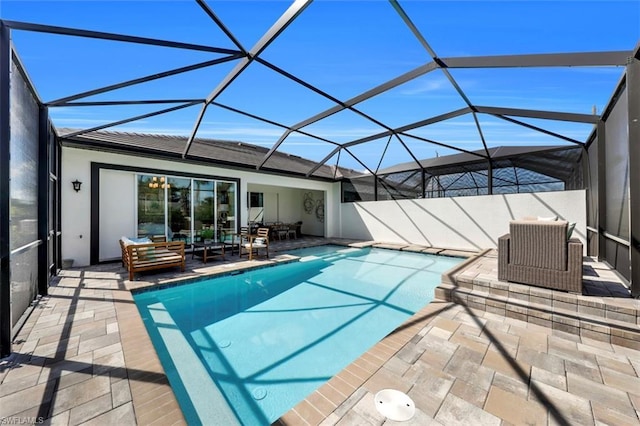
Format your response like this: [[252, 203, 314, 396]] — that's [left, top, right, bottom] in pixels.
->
[[241, 227, 270, 260]]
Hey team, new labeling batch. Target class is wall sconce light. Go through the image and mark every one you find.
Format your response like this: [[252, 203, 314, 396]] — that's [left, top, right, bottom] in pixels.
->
[[72, 179, 82, 192]]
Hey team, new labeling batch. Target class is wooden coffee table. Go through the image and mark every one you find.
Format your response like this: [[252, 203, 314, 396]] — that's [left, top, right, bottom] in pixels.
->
[[192, 241, 225, 263]]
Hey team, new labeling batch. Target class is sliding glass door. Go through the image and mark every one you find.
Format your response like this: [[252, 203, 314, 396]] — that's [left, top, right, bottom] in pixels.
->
[[137, 174, 236, 243]]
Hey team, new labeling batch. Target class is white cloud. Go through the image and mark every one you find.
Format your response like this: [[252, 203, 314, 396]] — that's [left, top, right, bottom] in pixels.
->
[[399, 78, 449, 95], [51, 118, 114, 126]]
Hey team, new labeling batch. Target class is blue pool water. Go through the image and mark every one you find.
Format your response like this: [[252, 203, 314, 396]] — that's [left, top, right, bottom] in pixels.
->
[[134, 245, 461, 425]]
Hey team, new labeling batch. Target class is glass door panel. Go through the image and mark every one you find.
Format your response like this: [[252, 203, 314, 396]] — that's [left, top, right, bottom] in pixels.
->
[[137, 174, 166, 239], [216, 181, 236, 240], [167, 177, 192, 243], [193, 179, 215, 242]]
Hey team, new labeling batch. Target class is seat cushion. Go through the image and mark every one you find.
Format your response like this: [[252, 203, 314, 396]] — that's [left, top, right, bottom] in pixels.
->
[[245, 243, 267, 248]]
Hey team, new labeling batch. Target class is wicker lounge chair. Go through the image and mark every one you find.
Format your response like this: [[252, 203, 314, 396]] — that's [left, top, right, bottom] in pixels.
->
[[498, 220, 583, 293]]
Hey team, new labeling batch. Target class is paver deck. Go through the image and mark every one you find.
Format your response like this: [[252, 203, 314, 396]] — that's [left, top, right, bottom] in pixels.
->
[[1, 239, 638, 425]]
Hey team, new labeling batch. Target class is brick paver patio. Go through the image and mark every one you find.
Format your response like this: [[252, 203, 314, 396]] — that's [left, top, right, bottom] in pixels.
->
[[1, 238, 638, 425]]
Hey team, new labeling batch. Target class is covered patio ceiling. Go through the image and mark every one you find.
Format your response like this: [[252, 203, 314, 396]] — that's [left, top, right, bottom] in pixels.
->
[[2, 0, 639, 179]]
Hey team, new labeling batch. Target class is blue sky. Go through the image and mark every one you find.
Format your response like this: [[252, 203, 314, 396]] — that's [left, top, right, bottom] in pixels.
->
[[1, 0, 638, 172]]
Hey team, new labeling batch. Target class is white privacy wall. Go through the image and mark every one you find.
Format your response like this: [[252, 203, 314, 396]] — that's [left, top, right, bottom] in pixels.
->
[[340, 190, 587, 252]]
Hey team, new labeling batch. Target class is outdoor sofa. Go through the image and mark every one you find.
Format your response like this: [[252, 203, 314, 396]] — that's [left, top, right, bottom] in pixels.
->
[[119, 237, 185, 281], [498, 219, 583, 293]]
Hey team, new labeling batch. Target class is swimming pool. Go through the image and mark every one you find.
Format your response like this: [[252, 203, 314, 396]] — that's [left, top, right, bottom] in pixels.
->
[[134, 245, 462, 425]]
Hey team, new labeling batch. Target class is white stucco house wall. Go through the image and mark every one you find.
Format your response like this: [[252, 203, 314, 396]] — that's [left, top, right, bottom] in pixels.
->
[[61, 141, 340, 266]]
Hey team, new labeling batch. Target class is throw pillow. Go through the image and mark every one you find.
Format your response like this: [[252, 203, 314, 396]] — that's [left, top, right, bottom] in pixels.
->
[[131, 237, 152, 244], [567, 222, 576, 240], [130, 237, 154, 260]]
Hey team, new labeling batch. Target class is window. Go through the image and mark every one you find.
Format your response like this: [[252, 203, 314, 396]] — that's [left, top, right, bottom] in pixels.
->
[[248, 192, 264, 223]]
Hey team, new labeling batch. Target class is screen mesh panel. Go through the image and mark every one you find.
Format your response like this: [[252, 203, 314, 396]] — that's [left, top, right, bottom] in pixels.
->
[[9, 56, 40, 327], [342, 176, 375, 202], [377, 170, 422, 200], [344, 146, 583, 202]]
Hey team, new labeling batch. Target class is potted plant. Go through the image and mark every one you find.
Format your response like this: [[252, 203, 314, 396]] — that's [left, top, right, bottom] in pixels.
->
[[201, 228, 215, 243]]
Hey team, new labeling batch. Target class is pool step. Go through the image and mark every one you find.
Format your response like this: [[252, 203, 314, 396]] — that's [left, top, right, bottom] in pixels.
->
[[434, 281, 640, 350]]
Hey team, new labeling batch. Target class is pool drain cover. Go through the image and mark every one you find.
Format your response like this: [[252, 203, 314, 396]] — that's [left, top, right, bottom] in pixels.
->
[[374, 389, 415, 421], [252, 387, 267, 400]]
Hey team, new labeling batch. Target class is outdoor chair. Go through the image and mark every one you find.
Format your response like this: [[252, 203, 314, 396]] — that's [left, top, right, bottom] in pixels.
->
[[287, 223, 297, 239], [240, 227, 270, 260], [274, 223, 288, 240], [237, 227, 250, 257], [498, 219, 583, 293]]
